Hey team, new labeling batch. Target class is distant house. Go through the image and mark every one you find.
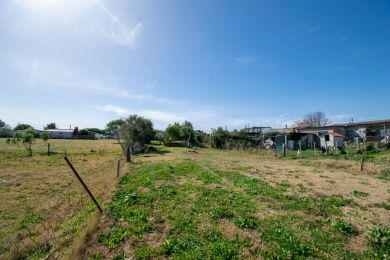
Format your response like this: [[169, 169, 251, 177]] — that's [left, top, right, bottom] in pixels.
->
[[271, 119, 390, 150], [43, 129, 74, 139]]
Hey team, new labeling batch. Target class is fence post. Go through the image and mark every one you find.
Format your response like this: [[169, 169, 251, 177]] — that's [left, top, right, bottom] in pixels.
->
[[47, 143, 51, 156], [360, 155, 365, 172], [116, 160, 120, 178], [64, 157, 103, 213]]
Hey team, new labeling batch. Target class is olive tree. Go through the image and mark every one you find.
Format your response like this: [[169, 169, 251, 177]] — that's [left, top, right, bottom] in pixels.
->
[[119, 115, 154, 162]]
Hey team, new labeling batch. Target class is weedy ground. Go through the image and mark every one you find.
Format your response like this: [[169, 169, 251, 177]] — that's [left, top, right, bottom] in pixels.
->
[[0, 139, 124, 259], [83, 146, 390, 259]]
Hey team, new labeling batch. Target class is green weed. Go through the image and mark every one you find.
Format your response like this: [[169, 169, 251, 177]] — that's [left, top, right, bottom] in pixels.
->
[[367, 225, 390, 258], [19, 212, 40, 230], [350, 190, 369, 197]]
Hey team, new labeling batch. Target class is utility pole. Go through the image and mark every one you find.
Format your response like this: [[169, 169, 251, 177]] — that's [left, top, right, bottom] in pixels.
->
[[284, 124, 287, 157]]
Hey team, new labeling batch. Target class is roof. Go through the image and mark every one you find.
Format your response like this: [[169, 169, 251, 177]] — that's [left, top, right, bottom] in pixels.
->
[[43, 129, 74, 133], [295, 119, 390, 131], [332, 131, 344, 137]]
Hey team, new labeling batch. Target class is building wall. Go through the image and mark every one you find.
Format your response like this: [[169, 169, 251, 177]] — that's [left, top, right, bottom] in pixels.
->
[[47, 131, 73, 139]]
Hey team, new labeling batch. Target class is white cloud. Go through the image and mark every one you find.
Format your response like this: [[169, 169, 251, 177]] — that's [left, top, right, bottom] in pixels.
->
[[15, 0, 143, 47]]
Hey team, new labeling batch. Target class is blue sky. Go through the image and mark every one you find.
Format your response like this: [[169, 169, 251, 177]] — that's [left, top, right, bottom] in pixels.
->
[[1, 0, 389, 131]]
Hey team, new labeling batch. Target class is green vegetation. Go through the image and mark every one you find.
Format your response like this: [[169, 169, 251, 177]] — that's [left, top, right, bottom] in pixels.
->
[[330, 219, 356, 235], [95, 160, 380, 258], [350, 190, 369, 197], [19, 212, 40, 230], [165, 121, 196, 145], [367, 225, 390, 258], [7, 127, 36, 156], [379, 167, 390, 181]]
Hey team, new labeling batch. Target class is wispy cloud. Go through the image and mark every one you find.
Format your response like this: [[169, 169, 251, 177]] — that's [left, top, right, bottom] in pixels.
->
[[16, 0, 143, 47], [94, 0, 143, 47], [6, 56, 181, 104], [235, 56, 257, 64], [316, 65, 356, 73], [288, 23, 319, 36], [101, 105, 186, 123]]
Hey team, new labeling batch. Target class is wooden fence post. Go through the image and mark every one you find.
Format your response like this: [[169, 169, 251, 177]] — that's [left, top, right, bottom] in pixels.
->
[[116, 160, 120, 178], [47, 143, 51, 156], [64, 157, 103, 213], [360, 156, 365, 172]]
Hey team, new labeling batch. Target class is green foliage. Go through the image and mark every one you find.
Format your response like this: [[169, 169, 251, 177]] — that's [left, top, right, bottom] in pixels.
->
[[113, 252, 126, 260], [367, 225, 390, 257], [101, 160, 367, 258], [84, 128, 105, 134], [97, 225, 130, 249], [379, 168, 390, 181], [14, 123, 33, 131], [105, 119, 125, 133], [119, 115, 154, 151], [19, 212, 40, 230], [0, 119, 4, 128], [44, 122, 56, 130], [88, 252, 103, 259], [350, 190, 369, 197], [165, 121, 196, 144], [330, 219, 356, 234], [210, 207, 234, 219], [234, 216, 260, 229], [41, 132, 49, 142], [9, 127, 36, 156], [134, 246, 155, 259], [211, 127, 228, 148]]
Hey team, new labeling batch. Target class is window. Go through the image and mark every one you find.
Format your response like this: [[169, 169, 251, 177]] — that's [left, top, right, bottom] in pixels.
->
[[325, 135, 330, 141]]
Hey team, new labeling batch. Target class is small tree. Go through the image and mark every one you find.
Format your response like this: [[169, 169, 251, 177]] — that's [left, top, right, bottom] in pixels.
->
[[119, 115, 154, 162], [165, 121, 196, 146], [44, 123, 57, 130], [41, 132, 49, 142], [10, 127, 36, 156], [14, 123, 33, 131], [294, 111, 330, 128], [106, 119, 125, 141]]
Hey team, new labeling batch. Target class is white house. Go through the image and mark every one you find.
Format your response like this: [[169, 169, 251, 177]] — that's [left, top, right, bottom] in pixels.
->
[[43, 129, 74, 139]]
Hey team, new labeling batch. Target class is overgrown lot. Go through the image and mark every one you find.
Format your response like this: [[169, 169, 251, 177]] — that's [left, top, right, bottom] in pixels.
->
[[85, 147, 390, 259], [0, 139, 123, 259]]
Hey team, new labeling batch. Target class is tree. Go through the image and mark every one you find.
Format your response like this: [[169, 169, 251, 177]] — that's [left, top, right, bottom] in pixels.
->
[[14, 123, 33, 131], [84, 128, 105, 134], [105, 119, 125, 133], [119, 115, 154, 162], [0, 119, 5, 128], [9, 127, 35, 156], [41, 132, 49, 142], [165, 122, 182, 141], [44, 123, 57, 130], [211, 127, 228, 149], [165, 121, 196, 146], [294, 111, 330, 128]]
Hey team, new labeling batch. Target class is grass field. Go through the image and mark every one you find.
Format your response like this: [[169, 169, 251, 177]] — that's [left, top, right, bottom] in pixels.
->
[[0, 139, 124, 259], [1, 140, 389, 259]]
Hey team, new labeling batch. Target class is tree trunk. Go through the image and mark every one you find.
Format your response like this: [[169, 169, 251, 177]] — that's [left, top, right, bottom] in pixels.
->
[[126, 145, 131, 162]]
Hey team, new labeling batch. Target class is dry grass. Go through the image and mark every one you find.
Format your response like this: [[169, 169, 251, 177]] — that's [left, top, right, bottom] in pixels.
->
[[0, 139, 123, 259]]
